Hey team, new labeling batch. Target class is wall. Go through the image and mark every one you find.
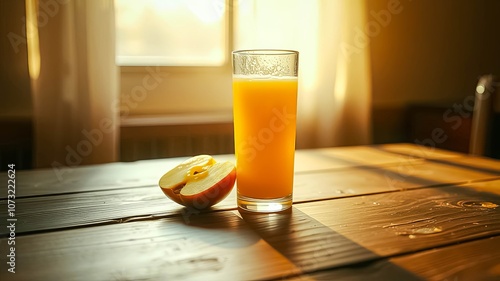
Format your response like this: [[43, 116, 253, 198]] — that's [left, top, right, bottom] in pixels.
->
[[367, 0, 500, 144], [0, 0, 32, 119], [0, 1, 33, 169]]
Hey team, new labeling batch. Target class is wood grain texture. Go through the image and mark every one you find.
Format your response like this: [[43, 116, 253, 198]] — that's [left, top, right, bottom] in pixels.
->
[[1, 159, 498, 236], [0, 210, 377, 281], [1, 144, 499, 280], [0, 144, 464, 199], [466, 179, 500, 196], [374, 143, 467, 159], [284, 259, 424, 281], [297, 185, 500, 257], [1, 185, 499, 281], [391, 235, 500, 281], [286, 233, 500, 281], [0, 156, 217, 198]]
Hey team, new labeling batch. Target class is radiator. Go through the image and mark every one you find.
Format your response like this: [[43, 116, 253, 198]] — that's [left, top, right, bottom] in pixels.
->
[[120, 115, 234, 162]]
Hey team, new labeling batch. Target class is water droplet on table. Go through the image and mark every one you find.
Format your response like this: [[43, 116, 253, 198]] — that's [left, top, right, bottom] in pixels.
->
[[413, 226, 443, 234], [395, 226, 443, 238], [457, 200, 498, 209], [480, 202, 499, 208]]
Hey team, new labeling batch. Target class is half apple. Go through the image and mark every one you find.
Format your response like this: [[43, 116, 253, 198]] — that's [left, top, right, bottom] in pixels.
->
[[159, 155, 236, 209]]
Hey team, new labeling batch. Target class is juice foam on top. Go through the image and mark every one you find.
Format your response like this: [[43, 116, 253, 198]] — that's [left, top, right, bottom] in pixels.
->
[[233, 75, 298, 81]]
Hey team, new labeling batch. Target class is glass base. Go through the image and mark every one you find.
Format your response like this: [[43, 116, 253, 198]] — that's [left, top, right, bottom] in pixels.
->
[[238, 194, 292, 213]]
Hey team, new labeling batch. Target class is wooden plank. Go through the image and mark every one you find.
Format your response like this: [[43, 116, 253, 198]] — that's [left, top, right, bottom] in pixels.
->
[[296, 185, 500, 257], [0, 153, 277, 198], [375, 143, 467, 159], [0, 158, 184, 198], [294, 158, 499, 193], [284, 259, 424, 281], [293, 145, 430, 173], [0, 144, 467, 199], [2, 161, 499, 235], [391, 235, 500, 281], [285, 235, 500, 281], [465, 179, 500, 196], [376, 144, 500, 173], [428, 156, 500, 175], [2, 185, 500, 280], [0, 210, 378, 281]]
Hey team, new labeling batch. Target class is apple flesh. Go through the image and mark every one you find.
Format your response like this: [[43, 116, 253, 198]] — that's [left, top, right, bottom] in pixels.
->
[[159, 155, 236, 209]]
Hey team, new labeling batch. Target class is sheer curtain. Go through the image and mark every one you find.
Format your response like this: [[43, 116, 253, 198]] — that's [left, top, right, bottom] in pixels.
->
[[27, 0, 119, 170], [234, 0, 372, 148]]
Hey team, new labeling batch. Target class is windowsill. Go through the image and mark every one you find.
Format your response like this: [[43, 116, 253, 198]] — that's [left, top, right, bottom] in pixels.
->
[[120, 111, 233, 128]]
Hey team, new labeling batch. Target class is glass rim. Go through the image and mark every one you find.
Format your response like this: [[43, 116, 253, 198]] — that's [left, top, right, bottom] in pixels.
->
[[232, 49, 299, 56]]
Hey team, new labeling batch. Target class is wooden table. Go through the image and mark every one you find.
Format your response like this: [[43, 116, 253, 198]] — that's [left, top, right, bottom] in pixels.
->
[[1, 143, 500, 280]]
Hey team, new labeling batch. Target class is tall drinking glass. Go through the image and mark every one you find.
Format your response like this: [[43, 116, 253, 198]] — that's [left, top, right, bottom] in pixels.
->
[[232, 50, 299, 212]]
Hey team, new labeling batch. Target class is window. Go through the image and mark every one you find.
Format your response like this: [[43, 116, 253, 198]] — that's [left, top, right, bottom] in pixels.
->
[[115, 0, 227, 66]]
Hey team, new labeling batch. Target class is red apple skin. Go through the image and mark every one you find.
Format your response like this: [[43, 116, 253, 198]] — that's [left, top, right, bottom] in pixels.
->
[[160, 187, 185, 207], [181, 167, 236, 209], [160, 166, 236, 210]]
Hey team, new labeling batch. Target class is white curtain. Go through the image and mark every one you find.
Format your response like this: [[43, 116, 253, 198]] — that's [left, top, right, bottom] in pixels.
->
[[235, 0, 372, 148], [27, 0, 119, 170]]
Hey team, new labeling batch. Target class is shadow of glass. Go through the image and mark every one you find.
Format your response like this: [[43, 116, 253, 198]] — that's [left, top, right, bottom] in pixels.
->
[[166, 209, 261, 249], [239, 207, 423, 280]]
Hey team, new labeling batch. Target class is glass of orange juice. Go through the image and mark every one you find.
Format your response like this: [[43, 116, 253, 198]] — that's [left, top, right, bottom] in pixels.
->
[[232, 50, 299, 212]]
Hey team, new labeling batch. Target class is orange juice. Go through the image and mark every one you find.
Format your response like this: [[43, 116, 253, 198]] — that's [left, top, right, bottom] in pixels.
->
[[233, 77, 298, 199]]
